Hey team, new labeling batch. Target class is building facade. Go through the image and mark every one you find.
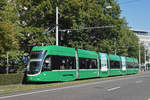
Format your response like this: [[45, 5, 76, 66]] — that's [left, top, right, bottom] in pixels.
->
[[132, 30, 150, 64]]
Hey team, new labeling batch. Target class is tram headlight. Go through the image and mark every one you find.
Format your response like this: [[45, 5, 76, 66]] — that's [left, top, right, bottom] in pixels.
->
[[43, 73, 46, 76]]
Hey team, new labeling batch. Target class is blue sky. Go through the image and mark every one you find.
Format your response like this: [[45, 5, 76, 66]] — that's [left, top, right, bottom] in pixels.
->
[[118, 0, 150, 31]]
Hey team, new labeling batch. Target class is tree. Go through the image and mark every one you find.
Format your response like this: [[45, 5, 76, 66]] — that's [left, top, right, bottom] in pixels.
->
[[14, 0, 140, 59], [57, 0, 139, 58], [14, 0, 55, 52], [0, 22, 19, 53], [0, 0, 22, 71]]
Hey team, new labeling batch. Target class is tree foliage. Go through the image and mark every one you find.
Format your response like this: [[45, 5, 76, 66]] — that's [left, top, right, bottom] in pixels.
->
[[0, 0, 21, 68], [0, 22, 19, 53]]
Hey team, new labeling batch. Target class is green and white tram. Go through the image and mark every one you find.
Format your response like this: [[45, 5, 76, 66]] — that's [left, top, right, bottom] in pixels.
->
[[26, 45, 139, 82]]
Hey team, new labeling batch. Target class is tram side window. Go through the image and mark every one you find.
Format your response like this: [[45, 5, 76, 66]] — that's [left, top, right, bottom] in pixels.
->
[[58, 56, 76, 70], [91, 59, 98, 69], [42, 56, 60, 71], [79, 58, 97, 69], [42, 55, 76, 71], [110, 61, 120, 69], [134, 63, 139, 68], [127, 62, 134, 68]]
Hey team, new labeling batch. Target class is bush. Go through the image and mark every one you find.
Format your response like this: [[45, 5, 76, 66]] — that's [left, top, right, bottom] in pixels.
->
[[0, 72, 24, 85]]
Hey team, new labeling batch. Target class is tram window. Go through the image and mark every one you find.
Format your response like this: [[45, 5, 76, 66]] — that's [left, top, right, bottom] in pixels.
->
[[127, 62, 134, 68], [134, 63, 139, 68], [90, 59, 97, 69], [43, 55, 76, 71], [42, 56, 60, 71], [79, 58, 86, 69], [58, 56, 76, 70], [110, 61, 120, 69], [79, 58, 98, 69], [43, 56, 52, 71], [51, 56, 62, 70]]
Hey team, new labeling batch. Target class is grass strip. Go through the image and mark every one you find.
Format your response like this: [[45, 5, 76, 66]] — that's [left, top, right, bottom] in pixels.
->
[[0, 73, 140, 95]]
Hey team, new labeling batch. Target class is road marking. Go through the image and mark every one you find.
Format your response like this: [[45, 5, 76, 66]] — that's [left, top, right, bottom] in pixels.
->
[[0, 73, 149, 99], [107, 87, 120, 91], [136, 80, 143, 83]]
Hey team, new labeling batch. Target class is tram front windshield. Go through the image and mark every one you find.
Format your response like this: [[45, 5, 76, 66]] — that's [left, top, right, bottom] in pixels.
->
[[28, 61, 42, 74], [27, 50, 46, 74]]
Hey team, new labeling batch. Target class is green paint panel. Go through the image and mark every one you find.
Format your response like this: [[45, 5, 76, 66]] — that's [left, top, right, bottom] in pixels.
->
[[109, 69, 121, 76], [78, 69, 98, 79], [126, 57, 139, 74], [98, 52, 102, 60], [109, 54, 121, 61], [100, 70, 109, 77], [127, 69, 137, 74], [77, 49, 97, 59], [135, 69, 139, 74], [121, 71, 127, 75], [126, 57, 134, 62], [27, 71, 59, 82], [133, 58, 138, 63], [27, 70, 76, 82], [58, 70, 76, 81], [32, 45, 76, 57]]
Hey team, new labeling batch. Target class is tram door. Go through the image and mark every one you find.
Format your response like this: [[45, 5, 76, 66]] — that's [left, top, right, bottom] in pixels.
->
[[121, 56, 127, 75], [100, 53, 109, 77]]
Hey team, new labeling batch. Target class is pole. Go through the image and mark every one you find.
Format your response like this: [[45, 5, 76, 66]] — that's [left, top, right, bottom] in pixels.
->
[[139, 43, 141, 72], [114, 38, 116, 55], [145, 49, 146, 71], [56, 6, 59, 46], [6, 52, 9, 74]]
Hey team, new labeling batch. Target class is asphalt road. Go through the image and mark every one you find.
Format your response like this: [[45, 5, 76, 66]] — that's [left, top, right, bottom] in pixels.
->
[[1, 72, 150, 100]]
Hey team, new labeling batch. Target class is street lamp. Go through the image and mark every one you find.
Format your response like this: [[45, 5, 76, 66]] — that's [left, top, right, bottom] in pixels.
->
[[139, 42, 141, 72], [145, 48, 147, 71], [56, 7, 59, 46], [56, 0, 65, 46], [6, 52, 9, 74], [114, 38, 117, 55]]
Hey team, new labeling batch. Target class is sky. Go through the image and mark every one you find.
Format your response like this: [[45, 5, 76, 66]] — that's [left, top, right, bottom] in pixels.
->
[[118, 0, 150, 32]]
